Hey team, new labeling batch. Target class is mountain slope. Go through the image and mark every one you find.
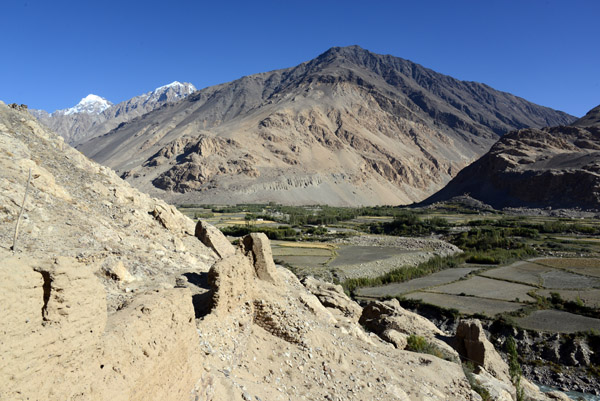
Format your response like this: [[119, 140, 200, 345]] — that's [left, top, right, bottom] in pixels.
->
[[78, 46, 575, 206], [572, 104, 600, 127], [31, 81, 196, 145], [422, 104, 600, 209]]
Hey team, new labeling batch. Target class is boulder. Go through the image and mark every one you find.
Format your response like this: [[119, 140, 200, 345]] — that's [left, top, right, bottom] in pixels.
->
[[240, 233, 279, 283], [360, 299, 458, 358], [520, 377, 571, 401], [102, 259, 135, 283], [360, 299, 443, 337], [381, 329, 408, 349], [470, 370, 515, 401], [301, 276, 362, 320], [150, 202, 195, 235], [195, 220, 236, 258], [454, 319, 511, 384]]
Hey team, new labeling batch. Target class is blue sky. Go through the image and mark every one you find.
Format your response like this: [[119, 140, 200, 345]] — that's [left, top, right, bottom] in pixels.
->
[[3, 0, 598, 117]]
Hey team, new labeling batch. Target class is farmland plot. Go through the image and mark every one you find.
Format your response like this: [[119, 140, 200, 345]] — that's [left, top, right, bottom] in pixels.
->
[[480, 261, 553, 286], [429, 276, 538, 302], [515, 310, 600, 333], [404, 292, 525, 316], [535, 258, 600, 278], [356, 267, 479, 299]]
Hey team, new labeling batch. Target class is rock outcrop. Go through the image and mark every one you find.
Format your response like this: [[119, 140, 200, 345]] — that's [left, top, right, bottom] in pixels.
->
[[240, 232, 279, 283], [301, 276, 362, 320], [360, 298, 458, 358], [453, 319, 565, 401], [454, 319, 512, 383], [195, 219, 236, 258]]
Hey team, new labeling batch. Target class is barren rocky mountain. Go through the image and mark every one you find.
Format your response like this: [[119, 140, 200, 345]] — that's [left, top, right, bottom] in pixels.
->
[[572, 104, 600, 127], [1, 102, 571, 400], [422, 104, 600, 210], [31, 81, 196, 145], [77, 46, 574, 206]]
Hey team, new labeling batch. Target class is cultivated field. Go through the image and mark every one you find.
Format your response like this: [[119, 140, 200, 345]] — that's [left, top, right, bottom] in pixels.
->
[[329, 246, 414, 267], [428, 276, 538, 302], [403, 292, 526, 316], [356, 267, 479, 299], [515, 310, 600, 333], [480, 262, 553, 286], [535, 257, 600, 278]]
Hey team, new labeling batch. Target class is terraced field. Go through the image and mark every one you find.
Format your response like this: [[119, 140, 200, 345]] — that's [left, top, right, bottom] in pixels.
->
[[480, 261, 553, 286], [515, 310, 600, 333], [403, 292, 526, 316], [535, 257, 600, 278], [428, 275, 538, 302], [356, 267, 480, 299], [366, 257, 600, 332], [271, 241, 336, 279]]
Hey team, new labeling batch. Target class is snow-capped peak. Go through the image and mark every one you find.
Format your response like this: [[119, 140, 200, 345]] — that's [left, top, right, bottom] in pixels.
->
[[153, 81, 196, 95], [63, 94, 113, 115]]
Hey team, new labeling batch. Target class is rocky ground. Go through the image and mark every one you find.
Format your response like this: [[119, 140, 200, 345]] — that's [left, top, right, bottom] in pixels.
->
[[0, 101, 572, 400]]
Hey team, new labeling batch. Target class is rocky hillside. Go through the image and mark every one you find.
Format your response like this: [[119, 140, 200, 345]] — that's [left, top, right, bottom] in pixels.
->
[[1, 102, 571, 400], [572, 104, 600, 127], [31, 81, 196, 145], [77, 46, 574, 206], [422, 104, 600, 210]]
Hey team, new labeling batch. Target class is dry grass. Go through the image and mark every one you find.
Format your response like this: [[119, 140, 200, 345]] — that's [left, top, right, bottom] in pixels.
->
[[536, 258, 600, 269]]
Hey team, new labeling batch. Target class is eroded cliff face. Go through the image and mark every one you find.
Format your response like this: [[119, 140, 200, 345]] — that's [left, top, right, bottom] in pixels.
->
[[1, 102, 563, 400]]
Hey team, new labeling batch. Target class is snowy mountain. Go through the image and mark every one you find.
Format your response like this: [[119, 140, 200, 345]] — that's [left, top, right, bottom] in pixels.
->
[[60, 94, 113, 115], [31, 82, 196, 145], [106, 82, 196, 119]]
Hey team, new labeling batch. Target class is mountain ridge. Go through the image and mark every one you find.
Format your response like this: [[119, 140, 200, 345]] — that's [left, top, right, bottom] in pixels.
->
[[31, 81, 196, 145], [77, 46, 575, 206]]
